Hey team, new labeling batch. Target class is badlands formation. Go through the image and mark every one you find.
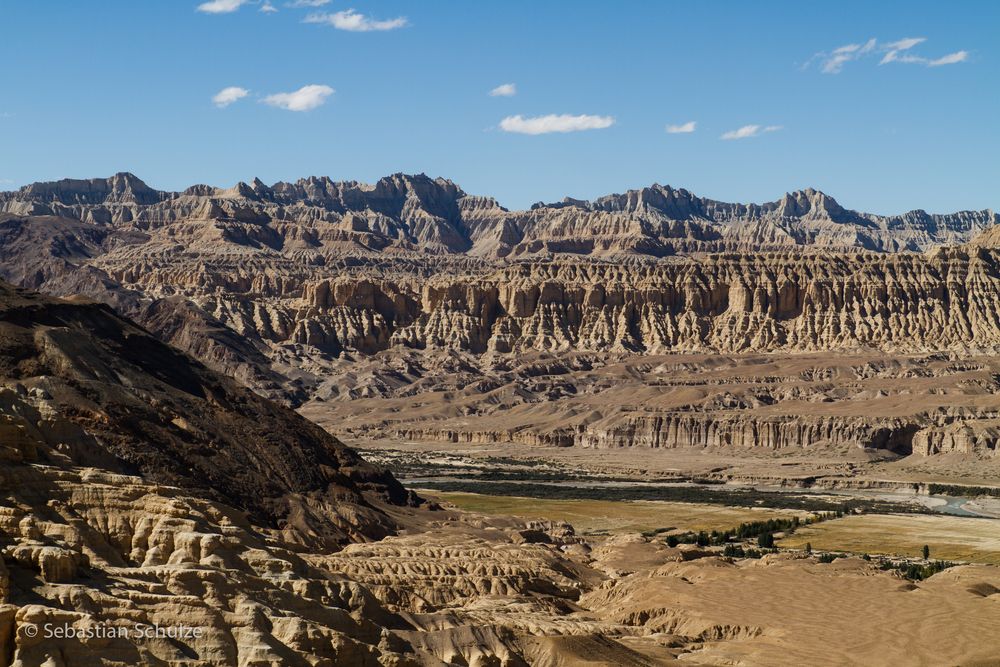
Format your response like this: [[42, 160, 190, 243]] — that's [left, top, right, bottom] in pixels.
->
[[2, 173, 1000, 466], [6, 280, 998, 667], [2, 174, 1000, 665]]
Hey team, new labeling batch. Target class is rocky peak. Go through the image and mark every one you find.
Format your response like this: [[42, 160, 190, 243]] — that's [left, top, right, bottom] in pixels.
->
[[223, 180, 262, 201], [12, 172, 162, 206], [338, 173, 466, 223], [250, 177, 274, 200], [775, 188, 846, 220], [183, 183, 219, 197], [270, 175, 342, 206], [589, 184, 705, 219], [776, 189, 811, 216]]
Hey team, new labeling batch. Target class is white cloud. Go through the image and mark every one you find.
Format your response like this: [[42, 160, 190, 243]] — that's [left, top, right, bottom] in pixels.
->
[[666, 121, 696, 134], [720, 124, 782, 140], [885, 37, 927, 52], [809, 37, 968, 73], [489, 83, 517, 97], [304, 9, 408, 31], [196, 0, 248, 14], [260, 1, 278, 12], [262, 84, 334, 111], [882, 48, 969, 67], [820, 38, 876, 73], [721, 125, 759, 140], [928, 50, 969, 66], [287, 0, 329, 7], [820, 53, 851, 73], [212, 86, 250, 108], [879, 36, 926, 64], [499, 114, 614, 135]]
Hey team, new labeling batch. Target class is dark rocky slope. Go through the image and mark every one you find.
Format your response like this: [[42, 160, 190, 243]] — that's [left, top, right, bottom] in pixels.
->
[[0, 281, 414, 548]]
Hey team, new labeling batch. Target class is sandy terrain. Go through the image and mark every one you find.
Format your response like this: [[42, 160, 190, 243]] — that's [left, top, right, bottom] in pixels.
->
[[779, 513, 1000, 564], [583, 555, 1000, 666]]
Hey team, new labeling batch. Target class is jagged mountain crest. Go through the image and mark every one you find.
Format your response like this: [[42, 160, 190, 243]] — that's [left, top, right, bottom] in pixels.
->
[[0, 172, 979, 219], [1, 173, 997, 256]]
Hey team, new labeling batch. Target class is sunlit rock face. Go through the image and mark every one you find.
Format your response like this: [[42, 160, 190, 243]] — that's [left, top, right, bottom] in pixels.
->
[[3, 173, 1000, 458]]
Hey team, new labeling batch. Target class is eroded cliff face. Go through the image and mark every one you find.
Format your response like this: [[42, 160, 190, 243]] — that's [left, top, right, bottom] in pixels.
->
[[255, 249, 1000, 356], [297, 350, 1000, 459], [0, 465, 418, 667], [3, 173, 1000, 458]]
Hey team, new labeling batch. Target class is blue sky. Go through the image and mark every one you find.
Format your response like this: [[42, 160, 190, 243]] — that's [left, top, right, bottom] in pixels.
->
[[0, 1, 996, 214]]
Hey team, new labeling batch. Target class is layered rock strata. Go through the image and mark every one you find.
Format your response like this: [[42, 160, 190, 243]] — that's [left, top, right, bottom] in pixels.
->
[[3, 173, 1000, 458]]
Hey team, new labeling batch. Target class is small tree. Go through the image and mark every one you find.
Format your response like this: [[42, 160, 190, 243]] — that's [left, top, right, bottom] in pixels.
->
[[922, 544, 930, 560], [757, 532, 775, 549], [805, 542, 812, 554], [666, 535, 679, 548]]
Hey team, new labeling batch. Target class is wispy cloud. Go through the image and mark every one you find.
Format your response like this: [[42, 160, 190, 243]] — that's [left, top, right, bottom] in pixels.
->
[[879, 37, 926, 64], [666, 121, 696, 134], [489, 83, 517, 97], [817, 38, 877, 73], [286, 0, 329, 7], [808, 37, 968, 73], [260, 1, 278, 12], [262, 84, 334, 111], [304, 9, 408, 31], [928, 51, 969, 67], [720, 124, 782, 140], [196, 0, 248, 14], [499, 114, 614, 135], [212, 86, 250, 108]]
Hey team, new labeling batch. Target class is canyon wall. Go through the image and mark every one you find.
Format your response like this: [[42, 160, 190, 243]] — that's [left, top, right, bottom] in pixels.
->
[[178, 248, 1000, 357], [3, 173, 1000, 457]]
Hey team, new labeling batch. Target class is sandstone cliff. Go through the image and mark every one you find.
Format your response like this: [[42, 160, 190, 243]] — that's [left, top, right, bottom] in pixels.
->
[[3, 174, 1000, 458]]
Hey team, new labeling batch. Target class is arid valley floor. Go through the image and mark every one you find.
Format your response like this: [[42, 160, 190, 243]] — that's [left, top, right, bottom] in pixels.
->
[[1, 174, 1000, 665]]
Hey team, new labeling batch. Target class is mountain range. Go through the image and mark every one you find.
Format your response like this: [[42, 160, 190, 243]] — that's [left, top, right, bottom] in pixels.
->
[[2, 172, 995, 257]]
